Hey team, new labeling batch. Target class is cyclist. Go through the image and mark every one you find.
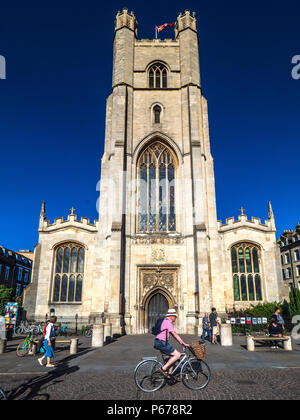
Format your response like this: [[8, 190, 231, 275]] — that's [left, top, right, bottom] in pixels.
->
[[154, 309, 190, 378]]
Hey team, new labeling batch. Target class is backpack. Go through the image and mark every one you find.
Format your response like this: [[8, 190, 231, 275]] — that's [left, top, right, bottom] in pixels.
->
[[151, 318, 164, 336]]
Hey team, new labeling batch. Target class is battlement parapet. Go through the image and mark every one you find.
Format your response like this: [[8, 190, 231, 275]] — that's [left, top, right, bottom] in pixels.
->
[[217, 214, 275, 232], [39, 214, 98, 233]]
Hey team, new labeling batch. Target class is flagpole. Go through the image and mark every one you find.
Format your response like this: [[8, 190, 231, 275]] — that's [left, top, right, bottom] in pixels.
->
[[155, 26, 158, 39]]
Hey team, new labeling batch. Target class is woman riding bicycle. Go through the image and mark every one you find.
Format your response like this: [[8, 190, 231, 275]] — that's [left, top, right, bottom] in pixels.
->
[[154, 309, 190, 378]]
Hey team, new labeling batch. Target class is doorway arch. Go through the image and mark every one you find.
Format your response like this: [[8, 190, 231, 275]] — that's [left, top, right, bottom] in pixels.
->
[[147, 292, 169, 331], [142, 287, 176, 333]]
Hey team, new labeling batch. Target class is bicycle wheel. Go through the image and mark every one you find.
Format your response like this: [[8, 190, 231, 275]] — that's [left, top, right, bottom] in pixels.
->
[[85, 329, 92, 338], [0, 388, 7, 400], [16, 339, 31, 357], [181, 358, 211, 390], [134, 359, 165, 393]]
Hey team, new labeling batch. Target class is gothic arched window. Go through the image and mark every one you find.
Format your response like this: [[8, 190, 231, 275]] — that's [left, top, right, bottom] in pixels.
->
[[138, 141, 176, 233], [149, 63, 168, 89], [52, 244, 84, 303], [231, 243, 262, 302]]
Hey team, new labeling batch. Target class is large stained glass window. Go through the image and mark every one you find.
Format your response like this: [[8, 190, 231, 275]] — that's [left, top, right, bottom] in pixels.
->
[[52, 244, 85, 303], [138, 141, 176, 233], [231, 243, 263, 302]]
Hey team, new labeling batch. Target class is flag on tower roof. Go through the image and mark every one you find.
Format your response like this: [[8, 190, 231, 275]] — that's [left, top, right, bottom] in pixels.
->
[[156, 22, 174, 33]]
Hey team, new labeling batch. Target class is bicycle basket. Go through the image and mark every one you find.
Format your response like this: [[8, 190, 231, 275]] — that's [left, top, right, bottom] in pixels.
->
[[189, 341, 206, 359]]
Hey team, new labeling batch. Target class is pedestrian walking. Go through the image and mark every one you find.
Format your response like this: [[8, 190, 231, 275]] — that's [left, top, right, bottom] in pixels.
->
[[209, 308, 220, 344], [38, 316, 57, 367], [201, 313, 212, 343]]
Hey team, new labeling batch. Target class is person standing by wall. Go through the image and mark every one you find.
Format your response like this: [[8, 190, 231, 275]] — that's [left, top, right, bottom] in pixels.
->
[[38, 316, 57, 367], [209, 308, 220, 344], [201, 313, 212, 343]]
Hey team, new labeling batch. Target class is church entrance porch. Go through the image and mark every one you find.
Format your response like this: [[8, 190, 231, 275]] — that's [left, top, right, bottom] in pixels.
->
[[137, 265, 179, 333]]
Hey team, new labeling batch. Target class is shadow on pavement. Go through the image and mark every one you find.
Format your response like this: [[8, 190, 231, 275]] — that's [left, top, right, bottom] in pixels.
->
[[7, 348, 94, 400]]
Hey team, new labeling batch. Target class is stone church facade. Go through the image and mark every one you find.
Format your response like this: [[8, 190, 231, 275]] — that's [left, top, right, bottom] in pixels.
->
[[24, 9, 287, 335]]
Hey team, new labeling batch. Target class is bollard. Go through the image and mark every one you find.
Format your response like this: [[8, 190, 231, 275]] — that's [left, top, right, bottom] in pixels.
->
[[220, 324, 233, 346], [70, 338, 79, 355], [0, 338, 7, 354], [92, 324, 104, 347], [283, 336, 292, 351], [104, 323, 113, 343], [246, 335, 255, 351]]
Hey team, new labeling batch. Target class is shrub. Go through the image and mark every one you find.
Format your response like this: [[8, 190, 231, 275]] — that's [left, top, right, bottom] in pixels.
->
[[0, 285, 14, 315]]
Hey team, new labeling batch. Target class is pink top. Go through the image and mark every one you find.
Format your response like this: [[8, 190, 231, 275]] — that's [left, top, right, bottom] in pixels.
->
[[156, 317, 174, 341]]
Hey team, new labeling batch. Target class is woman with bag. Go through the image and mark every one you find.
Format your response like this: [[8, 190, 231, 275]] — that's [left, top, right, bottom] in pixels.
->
[[38, 316, 57, 367]]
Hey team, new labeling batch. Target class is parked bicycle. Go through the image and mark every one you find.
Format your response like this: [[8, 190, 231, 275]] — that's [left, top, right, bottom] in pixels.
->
[[0, 388, 7, 400], [84, 325, 93, 338], [55, 323, 68, 337], [134, 345, 211, 393], [15, 321, 40, 336], [16, 333, 35, 357]]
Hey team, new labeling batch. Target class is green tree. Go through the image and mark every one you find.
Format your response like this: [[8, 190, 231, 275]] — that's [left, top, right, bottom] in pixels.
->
[[0, 285, 14, 315], [288, 288, 300, 318]]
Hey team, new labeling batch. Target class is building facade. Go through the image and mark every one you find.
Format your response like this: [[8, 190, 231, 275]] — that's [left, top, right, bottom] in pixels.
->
[[278, 224, 300, 290], [0, 246, 32, 297], [24, 10, 285, 334]]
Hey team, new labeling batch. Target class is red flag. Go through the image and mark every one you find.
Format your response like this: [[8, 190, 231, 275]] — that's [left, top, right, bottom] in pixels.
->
[[156, 22, 174, 33]]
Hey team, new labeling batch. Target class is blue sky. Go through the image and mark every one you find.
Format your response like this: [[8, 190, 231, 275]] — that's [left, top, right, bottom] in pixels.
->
[[0, 0, 299, 251]]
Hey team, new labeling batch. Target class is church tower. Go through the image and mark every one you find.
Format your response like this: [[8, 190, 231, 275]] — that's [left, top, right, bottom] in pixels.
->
[[94, 9, 221, 335]]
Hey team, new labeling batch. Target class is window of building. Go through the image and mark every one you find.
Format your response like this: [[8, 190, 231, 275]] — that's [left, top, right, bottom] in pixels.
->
[[23, 271, 30, 283], [17, 268, 23, 282], [285, 253, 290, 264], [16, 283, 22, 297], [138, 141, 176, 233], [52, 244, 85, 303], [231, 243, 263, 301], [282, 269, 286, 280], [149, 63, 168, 89], [281, 255, 284, 265], [153, 105, 162, 124], [295, 249, 300, 262], [287, 267, 292, 279], [4, 266, 10, 281], [296, 266, 300, 277]]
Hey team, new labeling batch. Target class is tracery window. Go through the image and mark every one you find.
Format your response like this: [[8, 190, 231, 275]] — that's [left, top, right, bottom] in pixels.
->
[[231, 243, 263, 302], [149, 63, 168, 89], [52, 243, 84, 303], [138, 141, 176, 233]]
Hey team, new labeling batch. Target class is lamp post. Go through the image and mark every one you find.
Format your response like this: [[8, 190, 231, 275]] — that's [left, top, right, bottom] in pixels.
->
[[75, 314, 78, 336]]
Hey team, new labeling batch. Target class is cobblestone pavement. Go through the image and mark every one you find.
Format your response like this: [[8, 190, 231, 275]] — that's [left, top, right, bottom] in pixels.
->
[[1, 334, 300, 400], [1, 368, 300, 400]]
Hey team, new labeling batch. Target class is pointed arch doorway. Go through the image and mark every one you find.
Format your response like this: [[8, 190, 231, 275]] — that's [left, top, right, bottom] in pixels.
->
[[148, 292, 169, 331]]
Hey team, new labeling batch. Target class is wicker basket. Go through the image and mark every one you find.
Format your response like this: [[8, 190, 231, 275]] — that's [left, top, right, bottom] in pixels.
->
[[189, 341, 206, 359]]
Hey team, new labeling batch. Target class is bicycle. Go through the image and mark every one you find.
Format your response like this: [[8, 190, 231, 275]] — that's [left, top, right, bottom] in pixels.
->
[[84, 325, 93, 338], [15, 321, 39, 336], [55, 324, 68, 337], [134, 345, 211, 393], [0, 388, 7, 400], [16, 333, 35, 357]]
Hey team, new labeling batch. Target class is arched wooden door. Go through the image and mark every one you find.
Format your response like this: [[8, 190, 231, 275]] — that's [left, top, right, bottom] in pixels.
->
[[148, 293, 169, 331]]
